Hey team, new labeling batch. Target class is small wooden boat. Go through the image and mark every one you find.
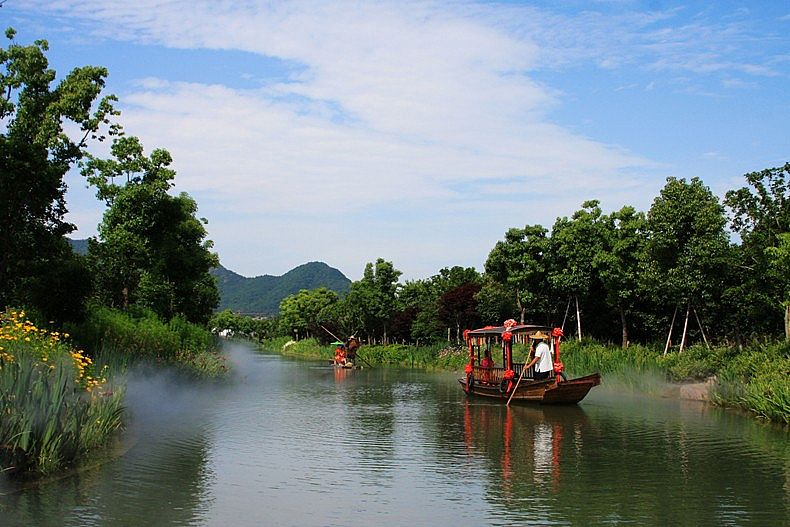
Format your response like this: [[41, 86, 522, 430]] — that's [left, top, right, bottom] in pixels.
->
[[331, 360, 362, 370], [459, 323, 600, 405], [331, 337, 363, 369]]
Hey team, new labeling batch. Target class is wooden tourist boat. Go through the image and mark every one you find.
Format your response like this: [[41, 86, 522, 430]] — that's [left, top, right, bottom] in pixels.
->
[[459, 322, 600, 405]]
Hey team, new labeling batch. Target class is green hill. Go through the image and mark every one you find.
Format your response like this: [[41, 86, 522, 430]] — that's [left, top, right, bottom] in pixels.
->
[[68, 239, 351, 315], [211, 261, 351, 315]]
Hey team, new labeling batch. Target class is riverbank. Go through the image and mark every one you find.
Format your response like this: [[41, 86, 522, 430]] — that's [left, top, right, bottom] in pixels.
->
[[262, 336, 789, 425]]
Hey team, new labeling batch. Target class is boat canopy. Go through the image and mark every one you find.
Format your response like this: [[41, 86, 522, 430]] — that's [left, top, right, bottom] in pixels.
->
[[466, 324, 552, 338]]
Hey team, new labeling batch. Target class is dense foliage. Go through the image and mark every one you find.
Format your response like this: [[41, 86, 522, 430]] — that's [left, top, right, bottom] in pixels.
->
[[0, 28, 116, 323], [82, 136, 220, 325]]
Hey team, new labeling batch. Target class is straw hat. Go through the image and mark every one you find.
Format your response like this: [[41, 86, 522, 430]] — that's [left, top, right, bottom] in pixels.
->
[[529, 331, 549, 340]]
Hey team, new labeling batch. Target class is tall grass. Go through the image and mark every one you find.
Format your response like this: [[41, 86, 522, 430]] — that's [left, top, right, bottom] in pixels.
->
[[73, 306, 227, 378], [0, 309, 123, 477]]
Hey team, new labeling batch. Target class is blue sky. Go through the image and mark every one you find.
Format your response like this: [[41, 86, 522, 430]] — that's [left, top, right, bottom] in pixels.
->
[[3, 1, 788, 280]]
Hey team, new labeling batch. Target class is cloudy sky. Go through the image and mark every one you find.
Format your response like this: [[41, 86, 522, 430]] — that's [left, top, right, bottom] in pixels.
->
[[4, 1, 788, 280]]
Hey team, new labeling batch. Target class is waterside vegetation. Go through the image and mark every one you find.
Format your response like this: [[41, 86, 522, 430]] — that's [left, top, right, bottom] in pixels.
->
[[0, 309, 123, 477]]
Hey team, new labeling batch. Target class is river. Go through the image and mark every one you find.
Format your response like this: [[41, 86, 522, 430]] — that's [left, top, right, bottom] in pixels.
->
[[1, 340, 788, 526]]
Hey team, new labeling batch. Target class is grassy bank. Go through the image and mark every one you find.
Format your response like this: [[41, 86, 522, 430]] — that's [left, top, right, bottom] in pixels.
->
[[262, 336, 789, 424], [0, 309, 123, 477], [72, 306, 228, 378]]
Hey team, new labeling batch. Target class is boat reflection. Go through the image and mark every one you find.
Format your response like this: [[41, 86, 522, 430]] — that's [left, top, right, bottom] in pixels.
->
[[463, 400, 589, 501]]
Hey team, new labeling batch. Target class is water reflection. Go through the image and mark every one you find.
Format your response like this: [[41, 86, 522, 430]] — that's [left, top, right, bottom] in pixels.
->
[[1, 344, 787, 527], [0, 367, 217, 527]]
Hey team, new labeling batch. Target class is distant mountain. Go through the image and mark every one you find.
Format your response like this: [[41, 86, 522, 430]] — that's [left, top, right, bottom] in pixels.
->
[[211, 261, 351, 315], [67, 239, 347, 315], [67, 238, 90, 256]]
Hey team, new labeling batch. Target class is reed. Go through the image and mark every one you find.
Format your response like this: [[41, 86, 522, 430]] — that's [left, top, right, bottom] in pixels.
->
[[0, 309, 123, 477]]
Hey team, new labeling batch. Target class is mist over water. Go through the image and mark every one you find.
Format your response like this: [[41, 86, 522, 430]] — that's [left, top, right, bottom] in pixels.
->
[[1, 340, 788, 527]]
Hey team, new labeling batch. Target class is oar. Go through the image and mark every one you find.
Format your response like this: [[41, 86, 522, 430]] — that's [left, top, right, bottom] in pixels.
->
[[506, 364, 529, 406], [354, 351, 373, 369], [320, 324, 343, 343]]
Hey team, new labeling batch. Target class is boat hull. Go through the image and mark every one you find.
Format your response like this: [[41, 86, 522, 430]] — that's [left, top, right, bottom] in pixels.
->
[[458, 373, 601, 405]]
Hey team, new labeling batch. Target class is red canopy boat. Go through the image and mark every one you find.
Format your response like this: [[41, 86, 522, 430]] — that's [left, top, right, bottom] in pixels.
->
[[459, 322, 600, 404]]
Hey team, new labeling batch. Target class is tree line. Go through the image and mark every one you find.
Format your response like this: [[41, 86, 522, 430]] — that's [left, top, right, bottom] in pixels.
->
[[269, 166, 790, 348], [0, 28, 218, 328]]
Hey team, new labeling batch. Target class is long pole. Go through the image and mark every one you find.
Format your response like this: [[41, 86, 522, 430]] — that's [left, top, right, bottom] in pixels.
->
[[693, 308, 710, 349], [663, 306, 678, 356], [561, 296, 571, 333], [506, 364, 528, 406], [679, 303, 691, 354]]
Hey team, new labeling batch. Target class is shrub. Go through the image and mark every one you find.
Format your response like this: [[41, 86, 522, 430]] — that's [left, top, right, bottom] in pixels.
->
[[72, 306, 226, 377]]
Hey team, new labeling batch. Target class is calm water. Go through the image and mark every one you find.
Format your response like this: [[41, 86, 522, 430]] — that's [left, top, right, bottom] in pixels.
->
[[1, 341, 788, 526]]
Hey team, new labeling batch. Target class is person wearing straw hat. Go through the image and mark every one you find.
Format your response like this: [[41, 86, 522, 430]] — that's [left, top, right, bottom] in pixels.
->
[[524, 331, 552, 380]]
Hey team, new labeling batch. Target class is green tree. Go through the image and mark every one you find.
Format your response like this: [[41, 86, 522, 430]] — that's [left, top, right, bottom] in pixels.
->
[[548, 200, 608, 340], [724, 163, 790, 339], [475, 277, 518, 325], [0, 28, 117, 317], [82, 136, 219, 324], [438, 282, 482, 341], [593, 206, 647, 348], [343, 258, 401, 342], [278, 287, 338, 339], [645, 177, 730, 348], [485, 225, 550, 324], [766, 233, 790, 340], [396, 278, 442, 343]]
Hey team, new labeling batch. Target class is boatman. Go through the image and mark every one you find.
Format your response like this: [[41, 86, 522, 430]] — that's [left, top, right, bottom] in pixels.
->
[[523, 331, 552, 380], [345, 336, 359, 365]]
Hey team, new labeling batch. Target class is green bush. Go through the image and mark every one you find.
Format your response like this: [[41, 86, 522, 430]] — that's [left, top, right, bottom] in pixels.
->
[[72, 306, 226, 377]]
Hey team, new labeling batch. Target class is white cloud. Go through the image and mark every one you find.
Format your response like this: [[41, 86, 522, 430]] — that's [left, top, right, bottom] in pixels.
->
[[20, 0, 777, 279]]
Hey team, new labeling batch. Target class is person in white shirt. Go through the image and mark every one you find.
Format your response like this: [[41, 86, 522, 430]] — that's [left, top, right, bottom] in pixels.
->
[[524, 331, 553, 380]]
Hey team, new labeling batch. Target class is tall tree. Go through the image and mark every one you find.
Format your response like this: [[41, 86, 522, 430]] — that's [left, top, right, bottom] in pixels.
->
[[593, 206, 647, 348], [724, 163, 790, 339], [548, 200, 608, 340], [279, 288, 338, 339], [485, 225, 549, 324], [438, 282, 482, 341], [0, 28, 117, 314], [343, 258, 401, 342], [766, 233, 790, 340], [82, 136, 219, 324], [645, 177, 730, 349]]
